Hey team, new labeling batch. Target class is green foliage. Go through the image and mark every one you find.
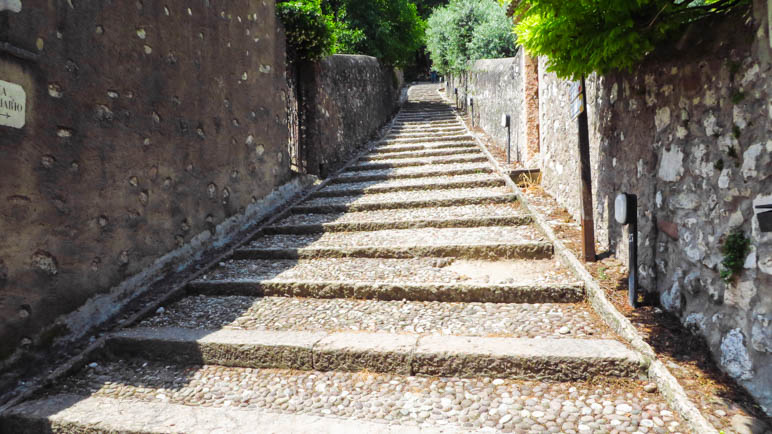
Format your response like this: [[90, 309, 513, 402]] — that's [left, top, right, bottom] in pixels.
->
[[720, 229, 751, 282], [505, 0, 750, 79], [276, 0, 335, 61], [278, 0, 425, 67], [338, 0, 426, 67], [426, 0, 517, 75]]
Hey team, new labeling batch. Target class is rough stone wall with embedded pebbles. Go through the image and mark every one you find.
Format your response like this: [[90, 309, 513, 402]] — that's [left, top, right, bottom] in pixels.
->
[[0, 0, 296, 371]]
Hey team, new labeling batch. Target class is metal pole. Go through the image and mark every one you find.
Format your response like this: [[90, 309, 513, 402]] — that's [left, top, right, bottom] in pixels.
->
[[577, 75, 596, 262], [506, 124, 511, 164], [628, 194, 638, 307]]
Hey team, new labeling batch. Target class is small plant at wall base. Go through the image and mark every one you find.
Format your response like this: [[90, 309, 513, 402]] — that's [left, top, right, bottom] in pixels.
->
[[503, 0, 751, 79], [720, 229, 751, 282]]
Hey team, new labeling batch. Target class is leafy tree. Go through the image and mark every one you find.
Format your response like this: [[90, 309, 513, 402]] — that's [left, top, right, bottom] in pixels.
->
[[276, 0, 335, 61], [278, 0, 425, 67], [426, 0, 517, 75], [505, 0, 750, 79], [334, 0, 426, 67]]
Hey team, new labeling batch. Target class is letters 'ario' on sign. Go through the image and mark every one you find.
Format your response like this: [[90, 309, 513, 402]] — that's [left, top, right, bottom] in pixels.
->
[[570, 94, 584, 120], [0, 80, 26, 129]]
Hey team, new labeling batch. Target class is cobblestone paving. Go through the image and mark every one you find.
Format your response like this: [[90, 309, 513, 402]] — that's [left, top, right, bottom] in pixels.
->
[[197, 258, 573, 285], [275, 203, 525, 227], [318, 173, 500, 193], [5, 84, 694, 433], [247, 226, 545, 250], [139, 296, 612, 338], [336, 162, 492, 180], [301, 187, 512, 207], [52, 360, 685, 433]]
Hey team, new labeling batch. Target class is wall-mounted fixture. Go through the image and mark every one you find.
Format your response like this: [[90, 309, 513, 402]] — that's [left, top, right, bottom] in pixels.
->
[[756, 203, 772, 232], [615, 193, 638, 308], [468, 97, 474, 126], [501, 114, 511, 164]]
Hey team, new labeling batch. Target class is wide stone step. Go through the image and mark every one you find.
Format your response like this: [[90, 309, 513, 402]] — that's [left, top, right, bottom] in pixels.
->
[[292, 188, 515, 213], [107, 328, 642, 380], [189, 257, 582, 302], [377, 135, 472, 145], [270, 203, 527, 232], [4, 364, 683, 433], [370, 142, 477, 155], [140, 295, 604, 337], [388, 126, 465, 134], [235, 226, 552, 260], [311, 173, 504, 197], [331, 163, 494, 183], [395, 116, 456, 122], [346, 154, 487, 171], [360, 148, 481, 161]]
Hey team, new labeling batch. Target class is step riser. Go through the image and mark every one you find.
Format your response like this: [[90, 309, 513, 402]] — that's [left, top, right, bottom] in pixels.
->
[[106, 330, 643, 381], [311, 179, 504, 197], [1, 397, 434, 434], [371, 144, 477, 154], [187, 280, 584, 303], [291, 194, 516, 213], [233, 243, 554, 260], [265, 215, 532, 234], [330, 167, 493, 183], [360, 149, 480, 161], [379, 136, 471, 145], [346, 156, 487, 172]]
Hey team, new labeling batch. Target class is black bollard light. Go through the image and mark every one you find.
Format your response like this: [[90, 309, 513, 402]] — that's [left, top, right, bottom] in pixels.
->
[[615, 193, 638, 307], [468, 97, 474, 126], [501, 114, 511, 164]]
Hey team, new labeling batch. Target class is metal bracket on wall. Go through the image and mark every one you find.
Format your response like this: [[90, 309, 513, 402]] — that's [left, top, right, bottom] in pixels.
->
[[0, 42, 39, 62], [756, 204, 772, 232]]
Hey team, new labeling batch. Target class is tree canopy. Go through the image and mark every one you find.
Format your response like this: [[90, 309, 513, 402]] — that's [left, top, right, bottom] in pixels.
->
[[505, 0, 750, 79], [276, 0, 425, 67], [425, 0, 517, 75]]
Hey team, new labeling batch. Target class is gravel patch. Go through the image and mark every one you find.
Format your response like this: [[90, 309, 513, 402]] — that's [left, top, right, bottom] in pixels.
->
[[300, 187, 512, 208], [52, 360, 686, 433], [139, 296, 613, 339], [246, 226, 545, 250]]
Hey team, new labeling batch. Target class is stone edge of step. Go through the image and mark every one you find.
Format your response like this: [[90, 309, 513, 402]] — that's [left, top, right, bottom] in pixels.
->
[[186, 279, 586, 304], [345, 155, 488, 172], [233, 242, 555, 260], [310, 177, 504, 198], [447, 90, 719, 434], [291, 193, 516, 213], [332, 165, 493, 183], [106, 328, 645, 381], [265, 215, 532, 234], [1, 394, 441, 434]]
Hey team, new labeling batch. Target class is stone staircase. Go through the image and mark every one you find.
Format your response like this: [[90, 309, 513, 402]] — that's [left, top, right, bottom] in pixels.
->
[[0, 84, 688, 433]]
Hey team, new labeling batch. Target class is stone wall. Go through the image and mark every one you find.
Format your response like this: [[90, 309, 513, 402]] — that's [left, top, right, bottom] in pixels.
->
[[538, 8, 772, 413], [0, 1, 295, 368], [298, 55, 404, 177], [448, 2, 772, 414], [446, 52, 540, 164]]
